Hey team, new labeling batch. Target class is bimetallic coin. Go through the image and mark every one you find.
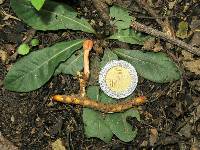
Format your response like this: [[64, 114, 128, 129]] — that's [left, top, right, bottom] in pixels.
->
[[99, 60, 138, 99]]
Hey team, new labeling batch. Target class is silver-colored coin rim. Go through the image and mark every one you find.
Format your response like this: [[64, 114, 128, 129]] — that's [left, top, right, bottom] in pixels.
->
[[99, 60, 138, 99]]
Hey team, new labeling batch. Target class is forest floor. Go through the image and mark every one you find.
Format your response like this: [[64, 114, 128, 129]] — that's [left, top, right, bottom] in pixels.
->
[[0, 0, 200, 149]]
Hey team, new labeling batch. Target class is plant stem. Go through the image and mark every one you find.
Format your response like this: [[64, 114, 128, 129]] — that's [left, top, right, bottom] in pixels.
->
[[131, 21, 200, 56]]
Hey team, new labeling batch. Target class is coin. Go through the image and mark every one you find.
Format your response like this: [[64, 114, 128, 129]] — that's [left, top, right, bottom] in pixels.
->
[[99, 60, 138, 99]]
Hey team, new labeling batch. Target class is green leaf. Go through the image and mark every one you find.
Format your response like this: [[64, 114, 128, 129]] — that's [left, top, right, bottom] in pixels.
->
[[55, 50, 83, 76], [31, 0, 45, 11], [11, 0, 95, 33], [100, 49, 118, 68], [114, 48, 181, 83], [109, 6, 149, 45], [110, 5, 133, 29], [109, 29, 149, 45], [100, 93, 140, 142], [30, 39, 39, 47], [4, 39, 83, 92], [17, 43, 30, 55], [83, 86, 113, 143], [83, 86, 140, 142]]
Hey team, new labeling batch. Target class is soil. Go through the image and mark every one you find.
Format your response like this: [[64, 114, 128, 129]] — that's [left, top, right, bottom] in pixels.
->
[[1, 0, 200, 149]]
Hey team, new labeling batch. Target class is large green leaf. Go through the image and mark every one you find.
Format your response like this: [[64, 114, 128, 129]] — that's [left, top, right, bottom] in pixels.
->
[[11, 0, 95, 33], [55, 50, 83, 76], [83, 86, 113, 143], [110, 5, 132, 29], [83, 86, 140, 142], [100, 93, 140, 142], [100, 49, 118, 68], [109, 29, 149, 45], [114, 48, 181, 83], [4, 39, 83, 92], [31, 0, 45, 11]]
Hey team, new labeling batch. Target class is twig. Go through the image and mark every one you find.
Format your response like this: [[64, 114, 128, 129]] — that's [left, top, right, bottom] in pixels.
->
[[1, 9, 21, 21], [10, 29, 36, 61], [52, 95, 146, 113], [131, 21, 200, 56], [92, 0, 110, 22], [135, 0, 164, 27]]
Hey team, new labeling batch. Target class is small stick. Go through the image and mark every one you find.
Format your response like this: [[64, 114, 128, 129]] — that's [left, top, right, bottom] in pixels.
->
[[135, 0, 164, 27], [131, 21, 200, 56], [52, 95, 146, 113]]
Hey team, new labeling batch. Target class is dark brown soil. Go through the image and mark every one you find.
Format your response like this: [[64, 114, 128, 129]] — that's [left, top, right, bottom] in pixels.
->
[[1, 0, 200, 149]]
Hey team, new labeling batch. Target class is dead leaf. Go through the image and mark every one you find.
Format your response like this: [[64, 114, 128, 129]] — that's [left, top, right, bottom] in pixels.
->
[[183, 60, 200, 75], [153, 42, 162, 52], [149, 128, 158, 146], [191, 144, 200, 150], [190, 18, 200, 31], [0, 132, 18, 150], [170, 101, 183, 117], [0, 49, 9, 64], [93, 40, 104, 55], [163, 19, 176, 38], [142, 38, 162, 52], [140, 140, 148, 147], [181, 42, 200, 75], [51, 138, 66, 150], [190, 105, 200, 123], [0, 0, 5, 5], [178, 123, 192, 138], [191, 32, 200, 47], [143, 38, 155, 51], [189, 80, 200, 92], [168, 1, 176, 9], [181, 50, 193, 61]]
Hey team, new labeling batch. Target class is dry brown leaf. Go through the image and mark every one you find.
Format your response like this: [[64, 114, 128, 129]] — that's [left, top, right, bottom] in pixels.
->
[[0, 133, 18, 150], [189, 80, 200, 92], [0, 0, 5, 5], [51, 138, 66, 150], [178, 123, 192, 138], [163, 19, 176, 38], [149, 128, 158, 146], [153, 42, 163, 52], [0, 49, 9, 64], [183, 60, 200, 75], [142, 38, 162, 52], [191, 32, 200, 47], [181, 49, 200, 75], [181, 50, 193, 61]]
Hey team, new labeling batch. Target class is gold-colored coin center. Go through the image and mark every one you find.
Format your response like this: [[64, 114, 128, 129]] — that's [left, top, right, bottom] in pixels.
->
[[105, 66, 132, 93]]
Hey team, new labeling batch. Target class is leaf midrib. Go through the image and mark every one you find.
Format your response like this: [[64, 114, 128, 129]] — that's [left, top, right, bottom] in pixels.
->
[[67, 52, 83, 66], [20, 2, 94, 33], [43, 9, 93, 33], [10, 40, 82, 85], [115, 50, 163, 67]]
